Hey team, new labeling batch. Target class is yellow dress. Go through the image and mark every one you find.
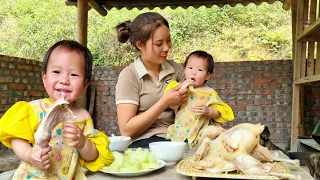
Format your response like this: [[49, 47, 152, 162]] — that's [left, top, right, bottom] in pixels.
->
[[165, 81, 234, 149], [0, 98, 114, 180]]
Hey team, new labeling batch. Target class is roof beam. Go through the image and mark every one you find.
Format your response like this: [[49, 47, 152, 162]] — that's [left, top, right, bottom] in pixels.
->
[[89, 0, 108, 16]]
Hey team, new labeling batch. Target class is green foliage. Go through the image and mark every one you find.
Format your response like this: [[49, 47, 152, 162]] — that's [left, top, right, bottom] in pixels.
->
[[0, 1, 292, 65]]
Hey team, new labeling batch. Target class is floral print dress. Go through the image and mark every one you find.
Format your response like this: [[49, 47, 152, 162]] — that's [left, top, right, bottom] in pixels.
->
[[0, 98, 114, 180], [166, 82, 234, 149]]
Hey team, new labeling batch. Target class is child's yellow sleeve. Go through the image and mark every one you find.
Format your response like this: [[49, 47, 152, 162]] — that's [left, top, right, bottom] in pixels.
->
[[0, 101, 38, 148], [210, 102, 234, 123], [164, 80, 180, 93], [79, 119, 114, 171]]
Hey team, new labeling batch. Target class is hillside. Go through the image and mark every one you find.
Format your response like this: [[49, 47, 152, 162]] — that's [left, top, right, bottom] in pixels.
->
[[0, 0, 292, 66]]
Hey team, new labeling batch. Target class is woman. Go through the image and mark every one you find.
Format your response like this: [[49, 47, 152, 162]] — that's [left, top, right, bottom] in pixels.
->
[[115, 12, 188, 148]]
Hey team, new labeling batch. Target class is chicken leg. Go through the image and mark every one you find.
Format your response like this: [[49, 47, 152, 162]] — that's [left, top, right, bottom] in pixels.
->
[[32, 98, 77, 161], [251, 144, 300, 167]]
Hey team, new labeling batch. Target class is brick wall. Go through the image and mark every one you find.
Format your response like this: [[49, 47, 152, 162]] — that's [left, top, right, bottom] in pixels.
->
[[0, 55, 47, 153], [0, 55, 47, 116], [304, 82, 320, 135], [1, 55, 320, 153], [91, 60, 300, 144]]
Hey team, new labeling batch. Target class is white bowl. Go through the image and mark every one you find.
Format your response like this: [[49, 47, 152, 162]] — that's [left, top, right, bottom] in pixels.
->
[[149, 141, 186, 165], [109, 136, 131, 152]]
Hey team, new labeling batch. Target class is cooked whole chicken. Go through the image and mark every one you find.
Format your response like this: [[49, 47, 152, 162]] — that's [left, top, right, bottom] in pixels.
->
[[192, 123, 301, 180], [32, 98, 77, 161]]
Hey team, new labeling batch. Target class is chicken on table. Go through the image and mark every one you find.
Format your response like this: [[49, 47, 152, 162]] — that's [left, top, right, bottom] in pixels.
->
[[192, 123, 301, 180]]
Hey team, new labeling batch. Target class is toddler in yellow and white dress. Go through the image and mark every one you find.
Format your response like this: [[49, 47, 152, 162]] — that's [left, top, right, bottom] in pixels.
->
[[165, 50, 234, 149], [0, 40, 114, 179]]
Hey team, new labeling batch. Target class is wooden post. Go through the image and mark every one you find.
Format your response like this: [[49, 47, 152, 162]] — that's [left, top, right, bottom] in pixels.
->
[[291, 0, 297, 63], [291, 0, 304, 151], [77, 0, 88, 109]]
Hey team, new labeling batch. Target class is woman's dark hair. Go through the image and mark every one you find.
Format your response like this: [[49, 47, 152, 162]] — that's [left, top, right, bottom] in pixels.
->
[[42, 40, 93, 82], [184, 50, 214, 83], [115, 12, 169, 50]]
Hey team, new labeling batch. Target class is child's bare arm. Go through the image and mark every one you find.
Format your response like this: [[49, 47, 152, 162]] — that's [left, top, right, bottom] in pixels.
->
[[207, 106, 221, 119], [11, 138, 51, 170], [63, 122, 98, 161], [191, 104, 221, 119], [77, 138, 98, 161]]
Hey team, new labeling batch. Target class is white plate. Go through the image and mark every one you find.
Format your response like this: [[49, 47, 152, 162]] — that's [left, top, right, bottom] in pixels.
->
[[100, 159, 166, 177]]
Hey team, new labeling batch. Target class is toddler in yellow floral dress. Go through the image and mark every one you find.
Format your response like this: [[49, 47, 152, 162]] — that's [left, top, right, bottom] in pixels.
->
[[0, 40, 114, 179], [165, 50, 235, 149]]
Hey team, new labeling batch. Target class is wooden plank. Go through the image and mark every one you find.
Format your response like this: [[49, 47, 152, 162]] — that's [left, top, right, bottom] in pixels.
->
[[302, 35, 320, 41], [89, 87, 96, 116], [299, 86, 305, 137], [292, 0, 305, 151], [294, 41, 302, 80], [306, 0, 317, 76], [300, 0, 309, 78], [300, 42, 307, 77], [307, 42, 315, 76], [291, 0, 297, 61], [291, 84, 301, 151], [309, 0, 317, 23], [319, 0, 320, 18], [316, 42, 320, 74], [294, 0, 305, 80], [297, 16, 320, 41], [294, 74, 320, 84]]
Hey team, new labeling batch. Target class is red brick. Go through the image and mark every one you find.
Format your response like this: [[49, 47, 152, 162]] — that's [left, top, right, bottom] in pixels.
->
[[253, 79, 272, 83], [9, 83, 25, 90], [96, 87, 109, 91], [0, 77, 11, 82], [30, 91, 44, 97]]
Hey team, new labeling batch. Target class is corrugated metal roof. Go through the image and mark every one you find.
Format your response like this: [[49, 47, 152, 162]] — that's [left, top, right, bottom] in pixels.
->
[[98, 0, 284, 10], [65, 0, 290, 16]]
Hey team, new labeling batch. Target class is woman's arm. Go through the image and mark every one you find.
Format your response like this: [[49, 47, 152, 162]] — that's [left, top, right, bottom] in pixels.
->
[[118, 84, 188, 138]]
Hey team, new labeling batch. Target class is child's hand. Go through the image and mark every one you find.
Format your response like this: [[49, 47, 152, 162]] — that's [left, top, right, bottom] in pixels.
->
[[63, 122, 86, 150], [29, 145, 52, 171], [180, 79, 195, 90], [191, 103, 209, 116]]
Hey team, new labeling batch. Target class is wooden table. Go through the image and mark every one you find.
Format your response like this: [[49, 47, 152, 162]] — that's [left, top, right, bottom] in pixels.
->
[[86, 150, 314, 180]]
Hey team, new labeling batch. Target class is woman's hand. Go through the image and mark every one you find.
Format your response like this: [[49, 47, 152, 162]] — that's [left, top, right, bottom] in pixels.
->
[[191, 103, 209, 116], [162, 83, 188, 107], [29, 145, 52, 170], [63, 122, 86, 150]]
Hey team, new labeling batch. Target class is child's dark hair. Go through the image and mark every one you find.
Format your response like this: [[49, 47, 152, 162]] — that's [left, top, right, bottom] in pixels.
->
[[42, 40, 93, 82], [115, 12, 169, 50], [184, 50, 214, 83]]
